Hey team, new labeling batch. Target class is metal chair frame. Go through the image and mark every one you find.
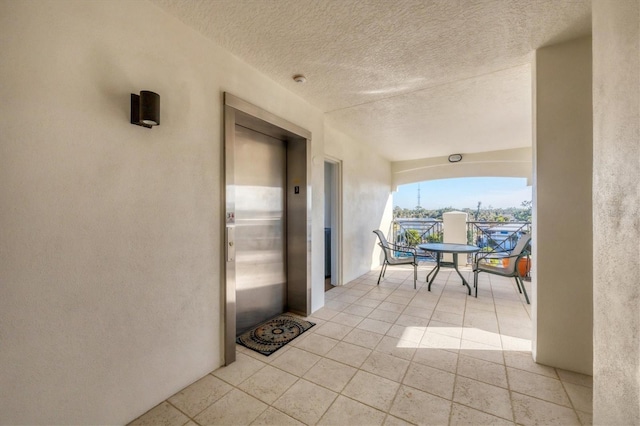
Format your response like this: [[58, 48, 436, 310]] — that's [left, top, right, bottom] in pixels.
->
[[373, 230, 418, 289], [473, 234, 531, 304]]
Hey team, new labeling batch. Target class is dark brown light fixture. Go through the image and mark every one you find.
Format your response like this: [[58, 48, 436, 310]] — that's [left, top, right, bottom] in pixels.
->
[[448, 153, 463, 163], [131, 91, 160, 129]]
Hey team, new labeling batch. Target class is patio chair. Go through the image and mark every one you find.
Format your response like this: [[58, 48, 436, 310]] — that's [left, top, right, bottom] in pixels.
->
[[373, 230, 418, 289], [473, 233, 531, 304]]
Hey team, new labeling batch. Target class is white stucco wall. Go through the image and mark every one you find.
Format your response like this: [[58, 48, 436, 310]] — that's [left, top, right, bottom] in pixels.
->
[[324, 124, 393, 283], [0, 1, 329, 424], [592, 0, 640, 422], [532, 37, 593, 374]]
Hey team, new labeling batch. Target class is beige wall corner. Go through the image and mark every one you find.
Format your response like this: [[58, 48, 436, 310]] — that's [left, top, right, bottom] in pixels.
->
[[592, 0, 640, 423]]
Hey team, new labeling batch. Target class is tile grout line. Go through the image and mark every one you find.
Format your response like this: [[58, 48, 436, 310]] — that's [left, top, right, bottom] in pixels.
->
[[343, 274, 566, 422], [166, 396, 199, 425], [448, 277, 466, 426], [131, 267, 592, 426], [375, 272, 427, 425], [324, 278, 411, 424], [485, 273, 519, 424], [423, 267, 460, 426], [556, 378, 586, 424], [272, 275, 510, 424]]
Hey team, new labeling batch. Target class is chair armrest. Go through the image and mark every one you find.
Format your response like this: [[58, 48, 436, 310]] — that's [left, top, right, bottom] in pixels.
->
[[395, 248, 418, 258], [378, 243, 417, 258], [475, 251, 498, 262], [475, 251, 529, 264], [387, 242, 417, 254], [415, 248, 433, 256]]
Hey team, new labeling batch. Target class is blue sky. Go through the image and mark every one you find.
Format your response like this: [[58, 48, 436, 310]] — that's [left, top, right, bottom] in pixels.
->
[[394, 177, 532, 209]]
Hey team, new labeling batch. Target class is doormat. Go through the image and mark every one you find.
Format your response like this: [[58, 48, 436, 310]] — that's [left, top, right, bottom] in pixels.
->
[[236, 313, 315, 356]]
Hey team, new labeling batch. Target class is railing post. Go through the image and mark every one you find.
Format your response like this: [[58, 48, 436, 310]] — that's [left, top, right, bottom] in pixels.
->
[[443, 211, 468, 266]]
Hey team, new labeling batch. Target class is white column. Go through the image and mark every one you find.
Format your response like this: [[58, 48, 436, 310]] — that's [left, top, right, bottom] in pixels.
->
[[442, 211, 468, 265], [533, 36, 592, 375]]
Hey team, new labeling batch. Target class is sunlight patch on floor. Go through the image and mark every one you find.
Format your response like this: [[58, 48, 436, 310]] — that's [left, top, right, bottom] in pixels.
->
[[397, 326, 532, 351]]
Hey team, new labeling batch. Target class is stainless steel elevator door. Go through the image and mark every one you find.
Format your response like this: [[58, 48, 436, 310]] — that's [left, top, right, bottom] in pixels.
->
[[234, 125, 287, 335]]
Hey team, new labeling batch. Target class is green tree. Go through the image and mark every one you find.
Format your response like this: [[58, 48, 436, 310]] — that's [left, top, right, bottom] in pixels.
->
[[427, 231, 443, 243], [514, 200, 532, 221], [405, 229, 421, 246]]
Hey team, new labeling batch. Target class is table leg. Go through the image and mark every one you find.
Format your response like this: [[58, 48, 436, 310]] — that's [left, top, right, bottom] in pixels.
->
[[427, 252, 441, 291], [452, 253, 472, 295]]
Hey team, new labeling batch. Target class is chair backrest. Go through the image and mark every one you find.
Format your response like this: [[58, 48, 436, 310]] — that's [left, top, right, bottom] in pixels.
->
[[502, 233, 531, 275], [373, 230, 393, 261], [373, 229, 390, 247], [512, 233, 531, 256]]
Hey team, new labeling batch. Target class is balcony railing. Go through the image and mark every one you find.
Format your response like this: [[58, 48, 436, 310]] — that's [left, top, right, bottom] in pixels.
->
[[467, 221, 531, 254], [393, 218, 443, 245], [392, 218, 442, 261], [391, 218, 531, 266]]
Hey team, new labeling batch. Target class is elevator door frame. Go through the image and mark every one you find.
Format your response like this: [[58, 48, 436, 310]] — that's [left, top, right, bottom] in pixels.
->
[[223, 93, 312, 365]]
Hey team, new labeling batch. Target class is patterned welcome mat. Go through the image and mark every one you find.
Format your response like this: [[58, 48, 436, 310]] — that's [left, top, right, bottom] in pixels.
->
[[236, 313, 315, 356]]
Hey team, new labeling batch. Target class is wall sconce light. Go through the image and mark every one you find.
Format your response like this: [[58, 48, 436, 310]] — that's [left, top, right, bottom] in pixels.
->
[[448, 153, 463, 163], [131, 91, 160, 129]]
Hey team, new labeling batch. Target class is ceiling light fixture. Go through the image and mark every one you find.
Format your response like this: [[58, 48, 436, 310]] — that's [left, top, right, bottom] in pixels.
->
[[448, 154, 463, 163], [292, 74, 307, 84]]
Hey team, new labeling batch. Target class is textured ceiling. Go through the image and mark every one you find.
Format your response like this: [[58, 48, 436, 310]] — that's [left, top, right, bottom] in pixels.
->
[[151, 0, 591, 161]]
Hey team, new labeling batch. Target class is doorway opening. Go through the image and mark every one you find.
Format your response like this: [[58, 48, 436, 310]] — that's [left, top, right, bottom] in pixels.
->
[[324, 158, 342, 291]]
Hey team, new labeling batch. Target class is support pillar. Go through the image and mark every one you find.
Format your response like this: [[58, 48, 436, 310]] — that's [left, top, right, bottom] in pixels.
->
[[443, 211, 468, 266], [533, 36, 593, 374]]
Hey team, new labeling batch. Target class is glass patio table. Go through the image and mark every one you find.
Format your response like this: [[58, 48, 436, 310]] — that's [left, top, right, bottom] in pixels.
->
[[418, 243, 480, 295]]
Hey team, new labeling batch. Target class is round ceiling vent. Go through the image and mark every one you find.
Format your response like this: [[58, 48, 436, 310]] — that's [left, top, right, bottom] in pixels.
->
[[292, 74, 307, 83]]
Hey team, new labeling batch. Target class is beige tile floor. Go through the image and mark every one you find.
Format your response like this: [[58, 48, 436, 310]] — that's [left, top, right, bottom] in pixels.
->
[[129, 265, 593, 426]]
